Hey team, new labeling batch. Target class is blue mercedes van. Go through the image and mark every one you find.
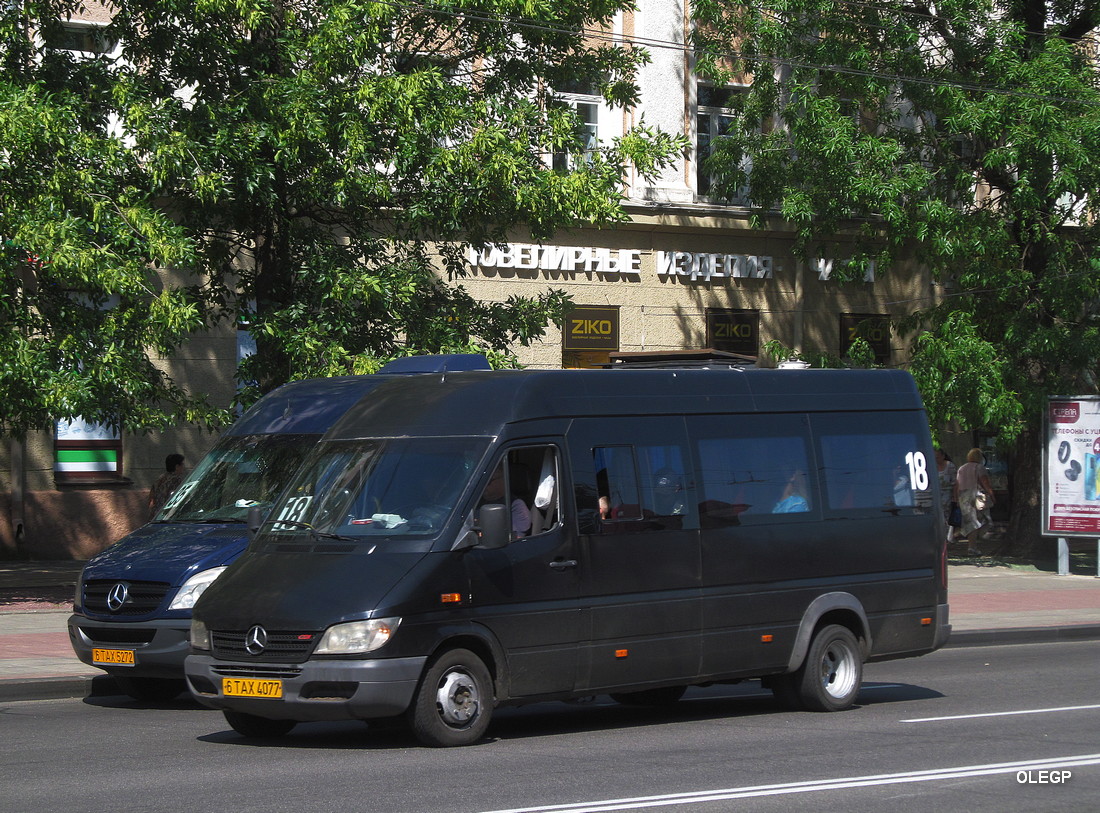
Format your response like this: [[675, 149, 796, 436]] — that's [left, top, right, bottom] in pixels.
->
[[67, 355, 489, 700]]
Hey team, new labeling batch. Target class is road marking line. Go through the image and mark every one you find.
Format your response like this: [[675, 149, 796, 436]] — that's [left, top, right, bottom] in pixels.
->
[[901, 703, 1100, 723], [477, 754, 1100, 813]]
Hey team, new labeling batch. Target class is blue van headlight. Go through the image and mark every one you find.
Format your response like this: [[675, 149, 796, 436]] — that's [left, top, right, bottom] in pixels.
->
[[169, 567, 228, 611], [315, 618, 401, 654], [191, 619, 210, 650]]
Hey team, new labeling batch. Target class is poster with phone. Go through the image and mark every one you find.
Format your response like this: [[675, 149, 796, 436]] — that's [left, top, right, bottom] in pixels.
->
[[1045, 397, 1100, 535]]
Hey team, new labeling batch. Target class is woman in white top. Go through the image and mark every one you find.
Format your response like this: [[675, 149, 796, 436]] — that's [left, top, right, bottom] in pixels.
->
[[953, 448, 995, 556]]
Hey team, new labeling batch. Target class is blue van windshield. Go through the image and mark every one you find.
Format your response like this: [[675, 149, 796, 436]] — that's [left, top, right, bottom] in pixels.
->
[[267, 437, 488, 539], [157, 434, 318, 523]]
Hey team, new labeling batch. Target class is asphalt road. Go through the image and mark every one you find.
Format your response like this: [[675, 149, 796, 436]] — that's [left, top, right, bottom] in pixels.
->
[[3, 641, 1098, 813]]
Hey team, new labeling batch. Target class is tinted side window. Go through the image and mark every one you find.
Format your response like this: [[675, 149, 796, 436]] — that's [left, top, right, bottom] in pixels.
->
[[593, 443, 690, 533], [691, 414, 814, 527], [813, 413, 934, 516]]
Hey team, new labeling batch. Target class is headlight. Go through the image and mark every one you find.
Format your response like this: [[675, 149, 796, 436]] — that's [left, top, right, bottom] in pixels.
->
[[168, 566, 228, 611], [191, 619, 210, 651], [315, 617, 401, 654]]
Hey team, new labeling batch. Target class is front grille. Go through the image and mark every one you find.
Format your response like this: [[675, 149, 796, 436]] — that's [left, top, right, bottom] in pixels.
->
[[211, 630, 319, 662], [78, 627, 156, 645], [82, 580, 172, 616], [210, 664, 304, 680]]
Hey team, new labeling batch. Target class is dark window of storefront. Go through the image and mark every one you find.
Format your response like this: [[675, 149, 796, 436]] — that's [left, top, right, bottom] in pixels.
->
[[563, 305, 620, 369], [706, 308, 759, 356], [839, 313, 891, 365]]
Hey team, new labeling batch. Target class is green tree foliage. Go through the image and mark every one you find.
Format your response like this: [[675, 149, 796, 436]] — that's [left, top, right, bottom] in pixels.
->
[[694, 0, 1100, 554], [1, 0, 683, 430]]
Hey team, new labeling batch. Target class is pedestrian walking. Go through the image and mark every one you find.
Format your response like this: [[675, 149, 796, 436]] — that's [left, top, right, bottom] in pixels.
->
[[954, 447, 994, 556], [148, 453, 186, 519]]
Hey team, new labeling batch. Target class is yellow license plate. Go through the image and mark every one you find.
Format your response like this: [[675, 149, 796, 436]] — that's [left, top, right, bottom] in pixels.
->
[[222, 678, 283, 699], [92, 648, 135, 666]]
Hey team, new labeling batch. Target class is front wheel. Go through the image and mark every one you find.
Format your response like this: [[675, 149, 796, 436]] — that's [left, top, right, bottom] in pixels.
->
[[223, 710, 297, 738], [792, 624, 863, 712], [409, 648, 494, 747]]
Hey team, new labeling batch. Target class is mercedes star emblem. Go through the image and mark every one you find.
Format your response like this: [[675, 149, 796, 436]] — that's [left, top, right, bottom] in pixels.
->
[[106, 582, 129, 612], [244, 625, 268, 656]]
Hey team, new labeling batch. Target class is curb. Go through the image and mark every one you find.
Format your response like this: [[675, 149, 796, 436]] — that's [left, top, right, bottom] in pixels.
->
[[4, 625, 1100, 704], [0, 674, 120, 703], [945, 624, 1100, 648]]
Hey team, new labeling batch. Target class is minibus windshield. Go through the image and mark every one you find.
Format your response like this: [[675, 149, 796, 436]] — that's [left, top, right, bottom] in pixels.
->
[[266, 436, 488, 539], [156, 434, 318, 523]]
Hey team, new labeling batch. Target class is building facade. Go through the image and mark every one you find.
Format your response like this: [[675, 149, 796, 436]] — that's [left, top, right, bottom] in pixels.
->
[[1, 1, 941, 559]]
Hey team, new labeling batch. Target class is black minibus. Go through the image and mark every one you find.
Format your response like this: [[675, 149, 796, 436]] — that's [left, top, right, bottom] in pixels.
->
[[185, 367, 950, 746]]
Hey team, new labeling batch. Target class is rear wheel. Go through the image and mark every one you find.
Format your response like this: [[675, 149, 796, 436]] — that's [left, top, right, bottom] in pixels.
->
[[409, 648, 493, 747], [791, 624, 863, 712], [116, 676, 186, 702], [223, 710, 297, 738], [609, 686, 686, 706]]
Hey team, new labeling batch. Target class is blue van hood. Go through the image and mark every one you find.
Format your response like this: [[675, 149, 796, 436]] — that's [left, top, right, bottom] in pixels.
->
[[194, 547, 427, 630], [82, 523, 249, 586]]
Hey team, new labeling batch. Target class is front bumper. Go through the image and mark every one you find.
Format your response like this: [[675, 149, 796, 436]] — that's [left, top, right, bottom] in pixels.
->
[[184, 653, 427, 722], [68, 614, 191, 679]]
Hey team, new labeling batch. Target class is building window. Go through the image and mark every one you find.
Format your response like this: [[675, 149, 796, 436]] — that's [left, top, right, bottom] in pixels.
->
[[697, 85, 750, 204], [49, 23, 118, 57], [552, 81, 601, 172]]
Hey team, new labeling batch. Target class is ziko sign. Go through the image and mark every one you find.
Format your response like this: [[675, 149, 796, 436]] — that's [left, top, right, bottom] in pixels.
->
[[1044, 396, 1100, 536]]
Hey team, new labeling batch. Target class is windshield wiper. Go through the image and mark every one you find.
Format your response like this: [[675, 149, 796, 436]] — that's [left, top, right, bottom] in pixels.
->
[[263, 518, 355, 542]]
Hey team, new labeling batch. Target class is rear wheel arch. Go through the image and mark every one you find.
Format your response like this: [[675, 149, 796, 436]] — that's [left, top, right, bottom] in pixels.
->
[[786, 593, 870, 673]]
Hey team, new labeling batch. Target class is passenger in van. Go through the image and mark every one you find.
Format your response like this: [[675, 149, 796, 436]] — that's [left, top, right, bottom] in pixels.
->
[[481, 464, 532, 537], [772, 469, 810, 513]]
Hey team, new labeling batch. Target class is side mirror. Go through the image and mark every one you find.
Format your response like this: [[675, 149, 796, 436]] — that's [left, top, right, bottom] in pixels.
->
[[247, 505, 264, 540], [477, 504, 510, 550]]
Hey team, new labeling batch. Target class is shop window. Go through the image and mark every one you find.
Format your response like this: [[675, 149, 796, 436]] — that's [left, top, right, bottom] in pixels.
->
[[562, 304, 619, 369], [706, 308, 759, 356], [839, 313, 891, 365], [55, 418, 127, 485]]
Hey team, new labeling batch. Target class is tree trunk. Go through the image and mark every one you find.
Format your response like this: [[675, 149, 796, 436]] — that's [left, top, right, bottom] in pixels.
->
[[1002, 425, 1050, 560]]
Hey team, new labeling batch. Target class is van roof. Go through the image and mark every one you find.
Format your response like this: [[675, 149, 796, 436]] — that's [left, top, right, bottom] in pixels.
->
[[229, 354, 492, 436], [230, 376, 392, 436], [326, 368, 925, 440]]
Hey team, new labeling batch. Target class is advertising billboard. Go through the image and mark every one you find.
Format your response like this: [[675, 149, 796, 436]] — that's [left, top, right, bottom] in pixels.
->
[[1044, 397, 1100, 536]]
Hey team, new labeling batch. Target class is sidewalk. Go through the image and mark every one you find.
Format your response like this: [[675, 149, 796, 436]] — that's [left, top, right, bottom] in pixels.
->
[[2, 558, 1099, 703]]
